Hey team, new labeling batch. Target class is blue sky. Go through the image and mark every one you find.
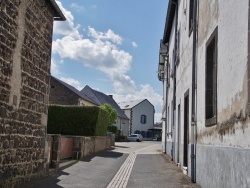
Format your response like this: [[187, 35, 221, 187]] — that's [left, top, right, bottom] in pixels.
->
[[52, 0, 168, 122]]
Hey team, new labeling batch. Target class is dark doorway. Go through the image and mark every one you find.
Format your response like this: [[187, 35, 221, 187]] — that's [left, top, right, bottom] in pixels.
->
[[183, 91, 189, 167], [177, 104, 181, 163]]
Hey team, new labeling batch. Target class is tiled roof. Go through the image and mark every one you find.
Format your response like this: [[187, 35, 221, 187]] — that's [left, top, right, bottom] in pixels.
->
[[118, 99, 145, 109], [51, 76, 98, 105], [80, 86, 129, 120]]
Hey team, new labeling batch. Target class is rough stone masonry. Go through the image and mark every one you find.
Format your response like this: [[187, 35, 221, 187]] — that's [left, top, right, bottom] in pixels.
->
[[0, 0, 63, 186]]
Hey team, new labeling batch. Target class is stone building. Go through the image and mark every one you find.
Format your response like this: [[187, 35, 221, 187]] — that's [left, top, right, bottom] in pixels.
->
[[50, 76, 97, 106], [158, 0, 250, 187], [0, 0, 65, 186]]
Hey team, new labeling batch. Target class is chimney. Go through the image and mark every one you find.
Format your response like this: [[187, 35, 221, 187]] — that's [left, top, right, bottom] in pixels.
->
[[109, 95, 113, 98]]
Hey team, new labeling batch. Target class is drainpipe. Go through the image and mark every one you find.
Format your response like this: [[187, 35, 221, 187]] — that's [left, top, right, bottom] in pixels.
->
[[172, 0, 178, 161], [191, 0, 197, 183], [164, 72, 169, 154]]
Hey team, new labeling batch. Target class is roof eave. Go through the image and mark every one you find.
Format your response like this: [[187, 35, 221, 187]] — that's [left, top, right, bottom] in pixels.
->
[[162, 0, 177, 44], [48, 0, 66, 21]]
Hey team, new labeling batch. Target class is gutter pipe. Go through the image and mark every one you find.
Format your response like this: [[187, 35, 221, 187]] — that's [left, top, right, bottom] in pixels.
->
[[191, 0, 197, 183], [171, 0, 178, 161], [164, 75, 169, 154]]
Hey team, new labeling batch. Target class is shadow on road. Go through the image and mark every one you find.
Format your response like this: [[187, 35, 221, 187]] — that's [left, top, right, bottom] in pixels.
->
[[82, 150, 124, 162], [113, 145, 129, 148], [16, 170, 70, 188]]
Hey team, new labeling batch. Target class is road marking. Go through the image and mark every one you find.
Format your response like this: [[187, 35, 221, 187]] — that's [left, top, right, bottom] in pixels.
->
[[107, 144, 159, 188], [107, 152, 137, 188]]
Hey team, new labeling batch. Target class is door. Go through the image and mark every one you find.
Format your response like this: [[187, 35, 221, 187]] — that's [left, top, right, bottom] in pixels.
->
[[177, 104, 181, 163], [183, 91, 189, 167]]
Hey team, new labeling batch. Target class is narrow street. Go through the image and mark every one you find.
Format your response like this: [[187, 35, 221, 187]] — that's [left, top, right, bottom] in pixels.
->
[[17, 141, 200, 188]]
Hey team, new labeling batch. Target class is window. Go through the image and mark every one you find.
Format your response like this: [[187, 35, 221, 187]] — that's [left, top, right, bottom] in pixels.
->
[[141, 115, 147, 124], [205, 27, 218, 126], [189, 0, 194, 34]]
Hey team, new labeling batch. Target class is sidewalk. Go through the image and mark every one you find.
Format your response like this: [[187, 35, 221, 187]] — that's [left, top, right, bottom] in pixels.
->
[[16, 144, 201, 188], [159, 154, 201, 188]]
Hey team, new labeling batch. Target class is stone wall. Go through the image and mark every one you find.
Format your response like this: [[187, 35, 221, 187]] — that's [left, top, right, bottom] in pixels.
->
[[44, 135, 115, 171], [0, 0, 57, 186], [95, 136, 108, 153], [49, 76, 80, 106]]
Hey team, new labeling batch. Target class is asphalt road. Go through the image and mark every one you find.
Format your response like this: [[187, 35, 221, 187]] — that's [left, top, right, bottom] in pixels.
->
[[17, 141, 200, 188]]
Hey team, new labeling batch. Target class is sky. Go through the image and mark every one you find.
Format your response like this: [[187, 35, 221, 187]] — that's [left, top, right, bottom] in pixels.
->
[[51, 0, 168, 122]]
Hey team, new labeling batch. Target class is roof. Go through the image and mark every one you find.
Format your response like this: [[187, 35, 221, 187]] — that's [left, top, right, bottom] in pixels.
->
[[80, 86, 129, 120], [51, 76, 97, 105], [118, 99, 145, 110], [148, 127, 162, 132], [162, 0, 177, 44], [118, 99, 154, 111], [48, 0, 66, 21]]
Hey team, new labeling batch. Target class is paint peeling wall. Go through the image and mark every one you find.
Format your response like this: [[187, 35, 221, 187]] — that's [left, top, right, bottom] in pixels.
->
[[196, 0, 250, 148], [160, 0, 250, 187], [195, 0, 250, 187]]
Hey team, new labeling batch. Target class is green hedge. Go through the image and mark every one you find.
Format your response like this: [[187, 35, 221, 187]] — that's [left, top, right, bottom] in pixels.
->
[[47, 105, 109, 136]]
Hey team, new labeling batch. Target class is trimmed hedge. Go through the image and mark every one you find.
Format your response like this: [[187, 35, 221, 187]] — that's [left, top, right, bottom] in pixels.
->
[[47, 105, 109, 136]]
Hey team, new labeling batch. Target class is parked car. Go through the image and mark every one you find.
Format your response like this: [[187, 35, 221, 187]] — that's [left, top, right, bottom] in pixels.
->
[[152, 137, 158, 141], [127, 134, 143, 142]]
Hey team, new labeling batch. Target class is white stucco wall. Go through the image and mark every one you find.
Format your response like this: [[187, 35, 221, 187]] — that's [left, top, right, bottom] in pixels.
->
[[115, 118, 129, 136], [196, 0, 250, 148], [161, 1, 250, 187], [131, 100, 154, 134]]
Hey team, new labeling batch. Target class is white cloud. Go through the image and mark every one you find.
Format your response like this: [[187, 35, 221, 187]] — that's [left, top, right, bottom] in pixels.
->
[[54, 1, 81, 38], [60, 77, 83, 90], [70, 3, 86, 12], [52, 27, 132, 76], [52, 2, 163, 122], [112, 84, 163, 122], [111, 74, 136, 94], [51, 59, 60, 75], [131, 42, 138, 48], [88, 26, 123, 45]]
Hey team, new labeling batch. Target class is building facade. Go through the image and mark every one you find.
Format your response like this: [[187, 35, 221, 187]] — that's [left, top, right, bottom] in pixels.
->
[[0, 0, 65, 186], [49, 76, 97, 106], [158, 0, 250, 187], [118, 99, 155, 136]]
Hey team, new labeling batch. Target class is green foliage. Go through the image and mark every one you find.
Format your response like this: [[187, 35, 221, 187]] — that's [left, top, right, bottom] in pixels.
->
[[47, 105, 109, 136], [100, 103, 117, 126], [120, 134, 127, 139], [107, 125, 118, 134]]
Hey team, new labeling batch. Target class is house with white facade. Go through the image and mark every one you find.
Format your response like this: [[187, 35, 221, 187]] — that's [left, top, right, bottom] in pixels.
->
[[158, 0, 250, 187], [118, 99, 155, 137]]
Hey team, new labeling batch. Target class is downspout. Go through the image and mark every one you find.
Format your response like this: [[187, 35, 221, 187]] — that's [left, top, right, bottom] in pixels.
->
[[164, 62, 169, 154], [191, 0, 197, 183], [172, 0, 178, 161]]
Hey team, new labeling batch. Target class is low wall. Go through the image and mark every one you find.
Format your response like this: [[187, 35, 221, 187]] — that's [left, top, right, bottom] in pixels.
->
[[83, 137, 95, 158], [45, 134, 115, 171], [95, 136, 108, 153]]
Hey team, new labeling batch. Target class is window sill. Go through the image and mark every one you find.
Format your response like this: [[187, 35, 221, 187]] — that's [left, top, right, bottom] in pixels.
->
[[205, 116, 217, 127]]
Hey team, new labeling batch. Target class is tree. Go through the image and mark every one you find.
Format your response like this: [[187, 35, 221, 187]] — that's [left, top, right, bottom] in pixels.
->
[[100, 103, 117, 126], [108, 125, 118, 134]]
